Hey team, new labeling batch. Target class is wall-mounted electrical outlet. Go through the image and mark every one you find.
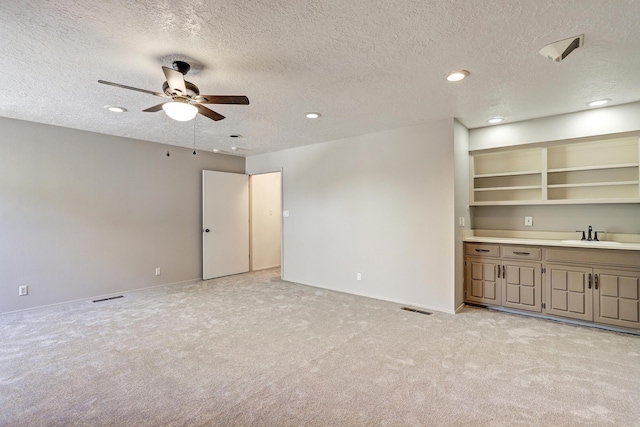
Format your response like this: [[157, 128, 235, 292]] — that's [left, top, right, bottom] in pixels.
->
[[155, 268, 161, 276], [458, 217, 465, 227], [525, 216, 533, 227], [18, 285, 28, 296], [356, 272, 362, 281]]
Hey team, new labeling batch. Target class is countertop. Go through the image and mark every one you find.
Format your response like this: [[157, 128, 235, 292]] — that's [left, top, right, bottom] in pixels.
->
[[464, 236, 640, 251]]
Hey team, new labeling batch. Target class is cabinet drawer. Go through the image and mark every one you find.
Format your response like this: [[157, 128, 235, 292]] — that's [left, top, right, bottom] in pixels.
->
[[546, 248, 640, 268], [502, 246, 541, 261], [465, 244, 500, 257]]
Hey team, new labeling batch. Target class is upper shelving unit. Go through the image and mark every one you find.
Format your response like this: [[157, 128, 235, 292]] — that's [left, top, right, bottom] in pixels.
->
[[470, 136, 640, 205]]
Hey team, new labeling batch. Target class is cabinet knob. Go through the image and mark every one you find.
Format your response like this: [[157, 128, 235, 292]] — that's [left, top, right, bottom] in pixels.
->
[[588, 273, 592, 289], [594, 274, 599, 290]]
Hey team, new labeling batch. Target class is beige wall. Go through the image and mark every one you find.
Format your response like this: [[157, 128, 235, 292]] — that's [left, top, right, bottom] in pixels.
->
[[453, 120, 470, 309], [247, 119, 458, 314], [250, 172, 282, 271], [469, 101, 640, 151], [0, 117, 244, 313]]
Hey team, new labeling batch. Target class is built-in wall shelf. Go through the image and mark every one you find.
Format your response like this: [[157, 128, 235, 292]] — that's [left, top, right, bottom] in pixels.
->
[[474, 170, 542, 178], [547, 163, 639, 173], [474, 185, 543, 192], [470, 136, 640, 205]]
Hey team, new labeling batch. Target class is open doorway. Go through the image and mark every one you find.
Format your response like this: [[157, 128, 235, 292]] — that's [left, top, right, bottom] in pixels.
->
[[250, 172, 282, 274]]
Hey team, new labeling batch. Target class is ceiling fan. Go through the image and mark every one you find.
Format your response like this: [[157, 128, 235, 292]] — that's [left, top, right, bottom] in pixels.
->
[[98, 61, 249, 122]]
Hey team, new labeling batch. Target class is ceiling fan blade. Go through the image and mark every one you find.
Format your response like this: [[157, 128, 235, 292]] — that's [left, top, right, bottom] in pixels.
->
[[196, 105, 225, 121], [162, 66, 187, 96], [142, 103, 167, 112], [98, 80, 168, 98], [194, 95, 250, 105]]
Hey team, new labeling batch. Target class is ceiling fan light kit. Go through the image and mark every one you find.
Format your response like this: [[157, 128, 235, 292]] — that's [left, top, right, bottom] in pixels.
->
[[162, 100, 198, 121]]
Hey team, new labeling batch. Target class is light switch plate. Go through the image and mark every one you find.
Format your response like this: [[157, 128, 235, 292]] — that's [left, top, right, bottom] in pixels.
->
[[282, 210, 290, 217], [525, 216, 533, 227]]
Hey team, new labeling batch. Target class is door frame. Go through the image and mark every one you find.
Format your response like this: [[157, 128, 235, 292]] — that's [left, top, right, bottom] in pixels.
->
[[249, 168, 284, 279]]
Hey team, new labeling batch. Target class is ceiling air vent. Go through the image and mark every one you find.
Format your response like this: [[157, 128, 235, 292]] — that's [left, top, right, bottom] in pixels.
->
[[539, 35, 584, 62]]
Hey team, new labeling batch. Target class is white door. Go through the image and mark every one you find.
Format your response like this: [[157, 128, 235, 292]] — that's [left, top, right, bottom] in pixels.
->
[[202, 170, 249, 280]]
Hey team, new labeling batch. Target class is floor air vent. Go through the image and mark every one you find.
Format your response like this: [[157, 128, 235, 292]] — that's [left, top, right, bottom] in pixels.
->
[[401, 307, 432, 315], [93, 295, 124, 303]]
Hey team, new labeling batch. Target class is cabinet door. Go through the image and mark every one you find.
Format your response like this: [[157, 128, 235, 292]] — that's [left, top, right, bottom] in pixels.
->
[[502, 261, 542, 312], [545, 264, 593, 321], [594, 269, 640, 330], [465, 259, 501, 305]]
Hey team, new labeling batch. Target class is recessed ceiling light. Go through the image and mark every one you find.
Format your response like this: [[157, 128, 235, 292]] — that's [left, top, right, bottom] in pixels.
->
[[231, 147, 238, 151], [488, 117, 504, 124], [446, 70, 470, 82], [212, 149, 221, 153], [104, 105, 127, 113], [586, 98, 611, 107], [306, 112, 321, 119]]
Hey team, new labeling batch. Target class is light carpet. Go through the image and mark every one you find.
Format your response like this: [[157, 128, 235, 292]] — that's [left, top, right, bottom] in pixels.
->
[[1, 268, 639, 426]]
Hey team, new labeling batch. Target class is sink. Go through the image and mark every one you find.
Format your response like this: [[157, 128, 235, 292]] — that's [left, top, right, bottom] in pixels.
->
[[561, 240, 623, 246]]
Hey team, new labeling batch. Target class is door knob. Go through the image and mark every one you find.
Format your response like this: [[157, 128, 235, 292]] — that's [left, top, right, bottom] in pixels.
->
[[204, 229, 210, 233]]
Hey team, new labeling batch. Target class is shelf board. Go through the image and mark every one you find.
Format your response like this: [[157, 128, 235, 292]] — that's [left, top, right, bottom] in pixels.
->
[[472, 198, 640, 206], [548, 163, 639, 173], [544, 198, 640, 205], [547, 181, 639, 189], [474, 170, 541, 178], [474, 185, 542, 192], [471, 200, 545, 206]]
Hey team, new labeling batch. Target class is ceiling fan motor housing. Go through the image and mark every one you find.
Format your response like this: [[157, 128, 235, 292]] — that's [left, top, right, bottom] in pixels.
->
[[162, 80, 200, 98], [172, 60, 191, 75]]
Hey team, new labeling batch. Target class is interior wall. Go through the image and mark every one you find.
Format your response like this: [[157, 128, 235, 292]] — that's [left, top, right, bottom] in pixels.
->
[[453, 120, 470, 310], [246, 119, 457, 314], [250, 172, 282, 271], [469, 101, 640, 151], [0, 117, 244, 313], [473, 204, 640, 235]]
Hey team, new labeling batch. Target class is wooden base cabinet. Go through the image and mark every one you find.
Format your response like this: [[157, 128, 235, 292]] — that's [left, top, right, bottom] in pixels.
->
[[464, 243, 542, 312], [544, 247, 640, 330], [546, 264, 593, 322], [594, 269, 640, 329], [466, 258, 501, 305], [465, 243, 640, 332], [502, 261, 542, 312], [546, 265, 640, 329]]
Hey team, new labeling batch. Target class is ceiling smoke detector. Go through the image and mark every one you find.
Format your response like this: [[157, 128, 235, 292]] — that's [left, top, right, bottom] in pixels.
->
[[539, 35, 584, 62]]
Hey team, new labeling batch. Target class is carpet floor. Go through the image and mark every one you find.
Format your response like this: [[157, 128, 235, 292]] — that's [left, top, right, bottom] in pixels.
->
[[1, 268, 638, 426]]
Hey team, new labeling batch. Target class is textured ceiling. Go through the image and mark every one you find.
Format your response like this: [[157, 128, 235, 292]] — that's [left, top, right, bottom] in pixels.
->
[[2, 1, 640, 156]]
